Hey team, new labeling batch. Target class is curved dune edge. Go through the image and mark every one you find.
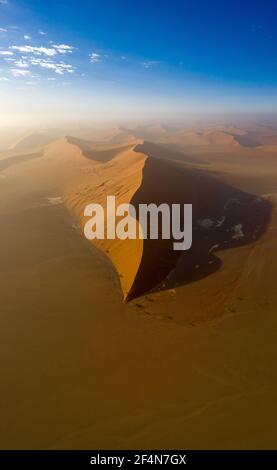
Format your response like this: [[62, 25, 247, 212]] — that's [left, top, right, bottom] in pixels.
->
[[61, 138, 147, 300], [0, 136, 147, 301], [43, 137, 271, 303], [15, 136, 271, 303], [0, 135, 273, 306], [17, 136, 147, 300]]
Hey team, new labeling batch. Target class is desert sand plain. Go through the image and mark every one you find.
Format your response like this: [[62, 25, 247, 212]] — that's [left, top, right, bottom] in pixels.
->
[[0, 123, 277, 449]]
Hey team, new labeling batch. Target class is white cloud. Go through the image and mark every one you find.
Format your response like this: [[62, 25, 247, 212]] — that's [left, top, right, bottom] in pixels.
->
[[0, 0, 8, 4], [28, 57, 74, 75], [14, 59, 29, 68], [5, 41, 76, 81], [0, 28, 8, 32], [0, 50, 13, 56], [0, 76, 9, 81], [53, 44, 74, 54], [142, 60, 160, 69], [89, 52, 100, 63], [10, 44, 76, 59], [38, 30, 46, 35], [10, 68, 31, 77], [36, 61, 60, 71], [10, 45, 57, 57], [24, 35, 31, 40]]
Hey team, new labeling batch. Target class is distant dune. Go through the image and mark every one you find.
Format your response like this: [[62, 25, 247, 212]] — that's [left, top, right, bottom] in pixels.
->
[[125, 126, 240, 148], [0, 151, 42, 172], [11, 132, 57, 151], [227, 130, 277, 148], [75, 126, 136, 144], [66, 136, 137, 163], [205, 130, 237, 145]]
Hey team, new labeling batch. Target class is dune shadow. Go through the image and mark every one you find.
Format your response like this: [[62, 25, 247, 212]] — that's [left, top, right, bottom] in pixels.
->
[[225, 131, 261, 148], [136, 141, 207, 165], [125, 142, 272, 301], [0, 151, 43, 173], [66, 136, 133, 163]]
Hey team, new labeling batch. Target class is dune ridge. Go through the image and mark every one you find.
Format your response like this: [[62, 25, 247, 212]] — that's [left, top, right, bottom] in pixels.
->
[[62, 140, 147, 299], [2, 134, 271, 303], [55, 137, 271, 302]]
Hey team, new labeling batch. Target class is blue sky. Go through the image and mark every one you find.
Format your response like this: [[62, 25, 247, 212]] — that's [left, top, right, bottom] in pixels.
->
[[0, 0, 277, 124]]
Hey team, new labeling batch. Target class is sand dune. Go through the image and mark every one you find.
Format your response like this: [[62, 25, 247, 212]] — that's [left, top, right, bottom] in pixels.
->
[[125, 125, 240, 148], [11, 132, 57, 151], [1, 124, 277, 449], [205, 130, 237, 145], [75, 126, 135, 144], [0, 134, 273, 304], [66, 136, 137, 163], [227, 130, 277, 148], [42, 137, 271, 302], [0, 151, 43, 172], [63, 140, 146, 298], [126, 143, 271, 299], [9, 136, 145, 299]]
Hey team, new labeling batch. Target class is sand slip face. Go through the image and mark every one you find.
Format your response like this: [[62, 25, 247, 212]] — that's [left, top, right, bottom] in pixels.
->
[[63, 140, 147, 299], [0, 137, 146, 299]]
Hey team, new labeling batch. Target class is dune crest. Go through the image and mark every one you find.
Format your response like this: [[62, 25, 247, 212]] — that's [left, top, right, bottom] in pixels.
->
[[58, 137, 270, 302], [0, 134, 271, 302], [63, 140, 147, 299], [39, 137, 270, 302]]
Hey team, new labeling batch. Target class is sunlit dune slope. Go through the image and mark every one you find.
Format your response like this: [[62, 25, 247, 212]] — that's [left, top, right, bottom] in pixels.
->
[[64, 138, 146, 299], [0, 136, 146, 299]]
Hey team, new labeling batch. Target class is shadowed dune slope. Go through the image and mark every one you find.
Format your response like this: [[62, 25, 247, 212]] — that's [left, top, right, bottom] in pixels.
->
[[125, 126, 240, 147], [125, 143, 272, 300], [66, 136, 137, 163], [135, 141, 207, 165], [0, 151, 43, 172], [11, 133, 56, 151], [227, 130, 277, 148]]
